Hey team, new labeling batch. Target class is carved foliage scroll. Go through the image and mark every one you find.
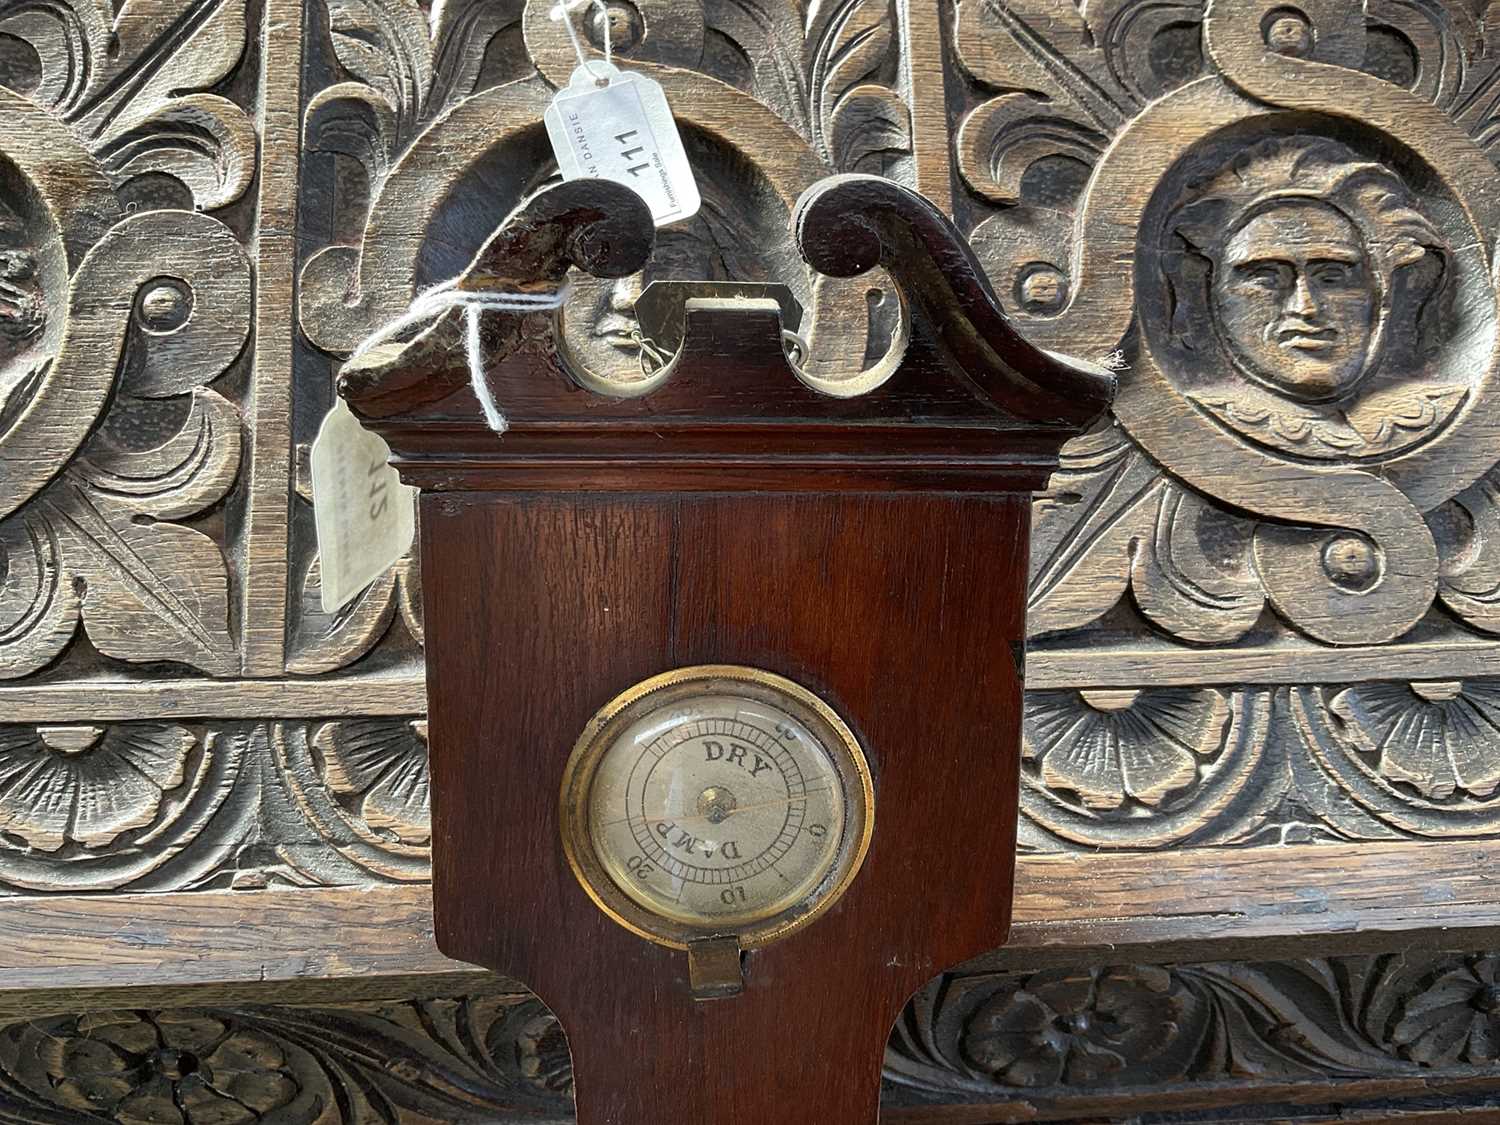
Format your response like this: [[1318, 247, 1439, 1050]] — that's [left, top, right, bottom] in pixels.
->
[[6, 952, 1500, 1121], [0, 995, 568, 1122], [955, 0, 1500, 853], [960, 0, 1500, 649], [0, 0, 253, 679], [888, 951, 1500, 1099]]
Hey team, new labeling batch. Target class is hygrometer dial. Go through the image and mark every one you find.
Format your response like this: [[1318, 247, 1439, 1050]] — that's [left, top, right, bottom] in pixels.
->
[[560, 666, 873, 949]]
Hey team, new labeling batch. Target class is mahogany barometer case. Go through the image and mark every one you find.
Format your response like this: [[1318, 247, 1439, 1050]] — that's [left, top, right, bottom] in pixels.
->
[[340, 174, 1112, 1124]]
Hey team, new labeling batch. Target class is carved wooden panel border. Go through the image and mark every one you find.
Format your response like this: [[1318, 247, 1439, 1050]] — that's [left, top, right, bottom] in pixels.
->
[[1, 0, 1491, 894], [5, 950, 1500, 1122], [0, 2, 1498, 1114]]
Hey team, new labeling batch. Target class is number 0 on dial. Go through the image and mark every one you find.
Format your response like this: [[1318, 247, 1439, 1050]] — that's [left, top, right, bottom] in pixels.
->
[[560, 666, 874, 949]]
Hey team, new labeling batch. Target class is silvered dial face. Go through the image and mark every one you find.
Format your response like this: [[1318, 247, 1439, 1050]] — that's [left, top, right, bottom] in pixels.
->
[[591, 692, 844, 927], [562, 668, 872, 947]]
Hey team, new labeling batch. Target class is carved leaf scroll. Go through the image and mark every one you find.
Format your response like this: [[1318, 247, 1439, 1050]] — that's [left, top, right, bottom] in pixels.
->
[[806, 0, 910, 174], [962, 0, 1500, 652], [41, 476, 236, 674], [2, 0, 257, 210], [9, 951, 1500, 1120], [0, 0, 254, 680], [889, 952, 1500, 1101]]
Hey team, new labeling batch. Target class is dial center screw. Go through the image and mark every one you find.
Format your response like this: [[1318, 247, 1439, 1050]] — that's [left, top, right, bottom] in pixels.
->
[[697, 785, 738, 824]]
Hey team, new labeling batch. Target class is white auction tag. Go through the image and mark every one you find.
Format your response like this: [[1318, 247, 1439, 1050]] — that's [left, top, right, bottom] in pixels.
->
[[310, 398, 416, 614], [544, 61, 701, 227]]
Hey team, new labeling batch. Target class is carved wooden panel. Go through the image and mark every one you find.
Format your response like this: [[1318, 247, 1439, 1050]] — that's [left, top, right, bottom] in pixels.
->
[[2, 0, 1500, 1118], [6, 949, 1500, 1122], [960, 0, 1500, 855]]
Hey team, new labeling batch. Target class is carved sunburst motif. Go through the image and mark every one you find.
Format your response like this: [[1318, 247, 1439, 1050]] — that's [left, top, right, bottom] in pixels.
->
[[1022, 688, 1231, 811], [0, 723, 193, 851], [1328, 681, 1500, 800]]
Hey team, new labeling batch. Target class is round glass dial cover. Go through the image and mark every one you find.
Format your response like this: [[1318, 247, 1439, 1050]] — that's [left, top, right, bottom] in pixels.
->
[[561, 667, 873, 947]]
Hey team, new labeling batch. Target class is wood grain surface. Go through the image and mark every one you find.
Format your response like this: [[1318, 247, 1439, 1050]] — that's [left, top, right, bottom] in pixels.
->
[[420, 491, 1028, 1124], [2, 837, 1494, 1020]]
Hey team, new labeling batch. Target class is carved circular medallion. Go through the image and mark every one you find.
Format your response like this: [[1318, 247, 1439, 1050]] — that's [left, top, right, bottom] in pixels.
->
[[1139, 130, 1482, 470]]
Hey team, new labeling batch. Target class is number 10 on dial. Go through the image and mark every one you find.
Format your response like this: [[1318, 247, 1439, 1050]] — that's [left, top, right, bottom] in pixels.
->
[[559, 666, 874, 963]]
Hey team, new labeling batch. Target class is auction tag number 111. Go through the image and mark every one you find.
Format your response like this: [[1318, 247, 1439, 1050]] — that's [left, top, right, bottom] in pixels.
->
[[544, 61, 701, 228]]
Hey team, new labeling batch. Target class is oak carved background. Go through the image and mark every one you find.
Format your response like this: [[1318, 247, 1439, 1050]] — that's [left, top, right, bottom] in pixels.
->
[[0, 0, 1499, 1118], [4, 949, 1500, 1121]]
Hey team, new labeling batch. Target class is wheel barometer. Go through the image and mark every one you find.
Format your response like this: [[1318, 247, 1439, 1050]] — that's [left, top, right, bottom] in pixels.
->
[[562, 666, 873, 973], [339, 175, 1112, 1124]]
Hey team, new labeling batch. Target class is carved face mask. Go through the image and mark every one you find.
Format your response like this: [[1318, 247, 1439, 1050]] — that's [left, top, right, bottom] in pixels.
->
[[0, 232, 46, 429], [1212, 199, 1380, 403], [561, 222, 725, 381]]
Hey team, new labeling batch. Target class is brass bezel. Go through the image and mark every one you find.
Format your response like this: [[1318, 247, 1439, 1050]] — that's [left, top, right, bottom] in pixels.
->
[[559, 665, 875, 951]]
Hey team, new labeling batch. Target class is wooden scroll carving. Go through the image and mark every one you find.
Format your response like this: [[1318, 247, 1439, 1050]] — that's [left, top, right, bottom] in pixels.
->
[[8, 947, 1500, 1122], [952, 0, 1500, 855], [341, 172, 1114, 437]]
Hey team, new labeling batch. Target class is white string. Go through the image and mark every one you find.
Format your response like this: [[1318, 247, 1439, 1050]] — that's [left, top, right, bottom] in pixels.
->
[[351, 282, 570, 435], [550, 0, 613, 86], [1095, 348, 1130, 371]]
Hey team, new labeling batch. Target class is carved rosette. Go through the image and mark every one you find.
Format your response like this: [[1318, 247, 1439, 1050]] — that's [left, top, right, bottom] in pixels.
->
[[965, 0, 1500, 648], [1385, 955, 1500, 1066], [23, 1011, 313, 1121], [1292, 679, 1500, 838], [8, 957, 1500, 1120], [0, 995, 582, 1121], [1019, 687, 1281, 849], [0, 722, 244, 893], [292, 0, 916, 671], [0, 0, 253, 679], [887, 953, 1500, 1101]]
